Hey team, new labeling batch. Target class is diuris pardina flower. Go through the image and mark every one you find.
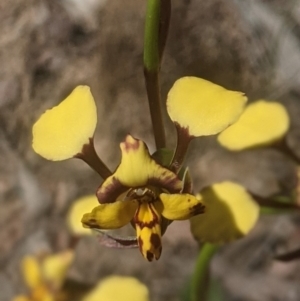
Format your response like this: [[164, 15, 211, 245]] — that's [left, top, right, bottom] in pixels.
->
[[32, 77, 259, 261], [13, 251, 74, 301], [82, 134, 204, 261]]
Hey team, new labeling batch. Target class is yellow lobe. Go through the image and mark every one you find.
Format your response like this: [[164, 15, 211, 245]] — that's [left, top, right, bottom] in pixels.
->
[[218, 100, 290, 150], [82, 276, 149, 301], [67, 195, 99, 235], [21, 256, 42, 290], [190, 181, 259, 244], [159, 193, 205, 220], [41, 250, 74, 289], [31, 285, 54, 301], [32, 86, 97, 161], [82, 199, 138, 230], [116, 135, 181, 189], [134, 203, 162, 261], [97, 135, 182, 203], [167, 77, 247, 137]]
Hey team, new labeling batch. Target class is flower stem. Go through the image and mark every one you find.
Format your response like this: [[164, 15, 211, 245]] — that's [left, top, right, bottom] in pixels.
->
[[144, 0, 171, 149], [275, 247, 300, 261], [158, 0, 171, 62], [75, 138, 112, 179], [190, 243, 218, 301], [274, 139, 300, 164], [252, 193, 300, 211], [170, 124, 193, 173]]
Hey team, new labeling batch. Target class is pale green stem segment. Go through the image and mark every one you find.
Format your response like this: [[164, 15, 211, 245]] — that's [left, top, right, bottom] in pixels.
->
[[144, 0, 160, 71], [144, 0, 170, 149], [190, 243, 218, 301]]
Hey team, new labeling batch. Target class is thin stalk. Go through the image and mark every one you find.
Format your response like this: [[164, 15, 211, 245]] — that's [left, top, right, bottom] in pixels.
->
[[75, 138, 112, 179], [170, 124, 193, 173], [190, 243, 218, 301], [144, 70, 165, 149], [144, 0, 160, 72], [252, 193, 300, 211], [276, 247, 300, 261], [158, 0, 171, 62], [274, 139, 300, 164], [144, 0, 171, 149]]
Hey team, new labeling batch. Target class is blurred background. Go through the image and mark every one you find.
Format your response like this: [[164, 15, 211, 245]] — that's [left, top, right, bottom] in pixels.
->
[[1, 0, 300, 300]]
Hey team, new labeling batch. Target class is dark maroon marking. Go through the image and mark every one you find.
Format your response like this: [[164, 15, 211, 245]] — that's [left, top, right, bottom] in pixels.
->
[[150, 233, 161, 250], [190, 203, 205, 216], [97, 176, 128, 204], [148, 172, 182, 194], [133, 203, 160, 229], [82, 219, 101, 229], [135, 219, 158, 229], [169, 123, 193, 174], [122, 136, 140, 152], [146, 251, 154, 261]]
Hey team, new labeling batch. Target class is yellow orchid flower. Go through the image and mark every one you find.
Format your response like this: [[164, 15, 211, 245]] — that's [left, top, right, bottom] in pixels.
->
[[217, 100, 290, 151], [13, 251, 74, 301], [82, 276, 149, 301], [32, 77, 260, 261], [82, 135, 205, 261]]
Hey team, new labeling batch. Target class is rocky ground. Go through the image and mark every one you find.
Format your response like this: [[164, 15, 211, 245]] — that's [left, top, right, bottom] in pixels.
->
[[1, 0, 300, 300]]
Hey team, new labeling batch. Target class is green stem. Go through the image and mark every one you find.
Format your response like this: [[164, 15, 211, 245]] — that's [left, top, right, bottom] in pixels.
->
[[158, 0, 171, 62], [144, 0, 169, 149], [190, 243, 218, 301], [144, 0, 160, 71]]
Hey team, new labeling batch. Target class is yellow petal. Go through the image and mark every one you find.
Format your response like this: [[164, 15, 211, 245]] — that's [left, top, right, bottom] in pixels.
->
[[97, 135, 182, 203], [82, 276, 149, 301], [190, 182, 259, 244], [67, 195, 99, 235], [32, 86, 97, 160], [82, 199, 138, 229], [218, 100, 290, 150], [31, 285, 54, 301], [134, 203, 162, 261], [167, 77, 247, 137], [41, 250, 74, 289], [159, 193, 205, 220], [21, 256, 42, 289]]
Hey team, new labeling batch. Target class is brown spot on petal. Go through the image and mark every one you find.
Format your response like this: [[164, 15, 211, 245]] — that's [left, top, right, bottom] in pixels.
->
[[191, 203, 206, 216], [146, 251, 154, 262], [82, 218, 101, 229], [150, 233, 161, 250]]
